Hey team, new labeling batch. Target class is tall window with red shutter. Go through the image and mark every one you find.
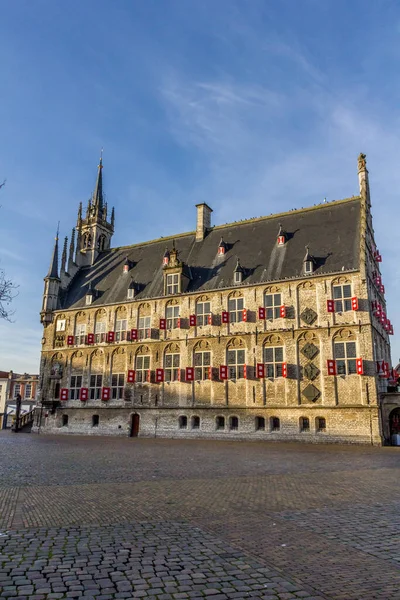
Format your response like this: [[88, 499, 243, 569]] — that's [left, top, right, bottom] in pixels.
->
[[264, 293, 282, 320], [333, 284, 352, 312], [165, 353, 180, 382], [334, 341, 357, 374], [69, 375, 82, 400], [75, 324, 86, 345], [264, 346, 284, 378], [111, 374, 125, 399], [196, 301, 211, 326], [89, 375, 103, 400], [194, 350, 211, 380], [228, 297, 244, 323], [136, 355, 150, 383], [227, 348, 245, 379]]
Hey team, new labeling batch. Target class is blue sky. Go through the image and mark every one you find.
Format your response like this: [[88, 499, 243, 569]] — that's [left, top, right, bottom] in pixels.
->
[[1, 0, 400, 372]]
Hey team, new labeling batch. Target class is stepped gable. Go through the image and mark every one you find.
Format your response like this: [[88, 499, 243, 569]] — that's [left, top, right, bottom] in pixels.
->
[[61, 197, 360, 309]]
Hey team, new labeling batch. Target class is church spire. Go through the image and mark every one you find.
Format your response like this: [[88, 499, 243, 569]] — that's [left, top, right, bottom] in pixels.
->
[[92, 151, 104, 211], [46, 226, 60, 279]]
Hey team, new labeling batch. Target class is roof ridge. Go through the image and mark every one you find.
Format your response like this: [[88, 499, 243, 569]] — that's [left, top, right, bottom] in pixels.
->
[[109, 196, 360, 253]]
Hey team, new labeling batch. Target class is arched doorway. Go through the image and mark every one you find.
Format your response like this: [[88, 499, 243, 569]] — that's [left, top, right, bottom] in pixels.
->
[[389, 408, 400, 445], [130, 413, 140, 438]]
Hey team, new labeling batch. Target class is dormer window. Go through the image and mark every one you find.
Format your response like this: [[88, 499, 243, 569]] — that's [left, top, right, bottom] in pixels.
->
[[163, 249, 170, 266], [277, 224, 286, 246], [123, 257, 130, 273], [127, 281, 136, 300], [303, 246, 314, 275], [86, 283, 95, 305], [234, 258, 244, 285], [218, 238, 227, 256], [166, 273, 180, 295]]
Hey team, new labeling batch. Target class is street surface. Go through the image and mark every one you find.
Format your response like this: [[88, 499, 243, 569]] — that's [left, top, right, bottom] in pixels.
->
[[0, 432, 399, 599]]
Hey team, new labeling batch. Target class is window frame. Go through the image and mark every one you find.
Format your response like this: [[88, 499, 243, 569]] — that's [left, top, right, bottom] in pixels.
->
[[94, 321, 106, 343], [70, 375, 82, 400], [92, 414, 99, 427], [75, 323, 86, 345], [229, 416, 239, 431], [165, 352, 180, 382], [166, 273, 180, 295], [111, 373, 125, 399], [270, 416, 280, 432], [138, 316, 152, 339], [179, 415, 188, 429], [334, 340, 357, 375], [228, 297, 244, 323], [89, 374, 103, 400], [136, 355, 150, 383], [166, 305, 180, 329], [300, 416, 310, 432], [264, 293, 282, 320], [196, 301, 211, 326], [194, 350, 211, 381], [255, 416, 265, 431], [333, 284, 352, 313], [13, 383, 21, 398], [264, 346, 284, 379], [216, 416, 225, 430], [227, 348, 245, 380], [191, 416, 200, 430], [115, 318, 128, 342], [316, 417, 326, 432]]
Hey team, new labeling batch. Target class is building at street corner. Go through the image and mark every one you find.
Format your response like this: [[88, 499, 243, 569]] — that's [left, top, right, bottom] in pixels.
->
[[0, 371, 38, 429], [34, 154, 398, 444]]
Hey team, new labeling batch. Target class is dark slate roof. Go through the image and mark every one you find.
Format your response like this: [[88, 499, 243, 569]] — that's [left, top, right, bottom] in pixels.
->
[[61, 198, 361, 310]]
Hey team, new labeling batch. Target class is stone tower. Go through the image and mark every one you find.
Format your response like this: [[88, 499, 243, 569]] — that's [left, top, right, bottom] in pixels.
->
[[40, 230, 61, 324], [76, 155, 114, 267]]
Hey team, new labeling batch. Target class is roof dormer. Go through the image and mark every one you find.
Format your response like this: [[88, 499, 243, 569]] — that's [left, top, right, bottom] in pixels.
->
[[85, 282, 96, 305], [123, 257, 130, 273], [218, 237, 227, 256], [163, 248, 170, 266], [303, 246, 315, 275], [277, 224, 286, 246], [234, 257, 244, 284]]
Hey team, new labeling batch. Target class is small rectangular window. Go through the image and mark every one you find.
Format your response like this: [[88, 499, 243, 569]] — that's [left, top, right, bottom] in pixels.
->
[[333, 284, 352, 313], [25, 383, 32, 399], [89, 375, 103, 400], [264, 294, 282, 320], [334, 341, 357, 375], [165, 353, 180, 381], [166, 273, 180, 295], [264, 346, 284, 379], [228, 297, 244, 323], [70, 375, 82, 400], [111, 373, 125, 399]]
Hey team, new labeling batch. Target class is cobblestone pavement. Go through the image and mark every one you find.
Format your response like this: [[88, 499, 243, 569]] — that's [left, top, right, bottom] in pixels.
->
[[0, 432, 399, 599]]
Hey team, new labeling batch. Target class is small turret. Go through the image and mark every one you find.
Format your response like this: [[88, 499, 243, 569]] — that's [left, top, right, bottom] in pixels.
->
[[41, 229, 61, 324]]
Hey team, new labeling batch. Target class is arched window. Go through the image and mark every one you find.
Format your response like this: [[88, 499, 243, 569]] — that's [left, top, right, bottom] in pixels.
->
[[300, 417, 310, 432], [255, 416, 265, 431], [191, 416, 200, 430], [62, 414, 68, 427], [316, 417, 326, 432], [92, 415, 99, 427], [179, 415, 187, 429], [229, 416, 239, 431], [216, 416, 225, 430], [270, 416, 280, 432]]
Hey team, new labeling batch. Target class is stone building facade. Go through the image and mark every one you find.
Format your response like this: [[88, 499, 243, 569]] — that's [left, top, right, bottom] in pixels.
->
[[35, 154, 397, 444]]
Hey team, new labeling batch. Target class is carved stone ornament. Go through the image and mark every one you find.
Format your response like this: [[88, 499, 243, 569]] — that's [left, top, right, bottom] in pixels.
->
[[304, 363, 320, 381], [302, 384, 321, 403], [301, 342, 319, 360], [358, 153, 367, 171], [301, 307, 317, 326]]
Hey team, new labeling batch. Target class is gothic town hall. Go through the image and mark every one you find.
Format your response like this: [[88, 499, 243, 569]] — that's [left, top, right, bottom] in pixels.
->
[[36, 154, 397, 444]]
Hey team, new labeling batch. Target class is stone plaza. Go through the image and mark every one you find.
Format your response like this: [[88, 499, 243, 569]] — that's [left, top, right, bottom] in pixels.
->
[[0, 432, 399, 599]]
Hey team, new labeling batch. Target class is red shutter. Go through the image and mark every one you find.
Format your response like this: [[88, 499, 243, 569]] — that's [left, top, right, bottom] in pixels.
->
[[389, 323, 394, 335], [243, 364, 247, 379], [127, 370, 135, 383], [376, 253, 382, 262], [376, 275, 382, 286], [356, 358, 364, 375], [159, 318, 166, 330], [256, 363, 265, 378], [189, 314, 197, 327], [327, 359, 337, 376], [87, 333, 94, 345], [101, 387, 111, 401], [327, 300, 335, 313], [258, 307, 266, 320], [60, 388, 69, 401], [351, 297, 359, 311], [219, 365, 228, 380], [177, 318, 181, 329], [280, 305, 286, 318], [155, 368, 164, 383], [146, 369, 152, 383], [186, 367, 194, 382], [277, 235, 285, 246], [130, 328, 138, 341], [242, 308, 248, 322], [222, 311, 229, 324], [207, 314, 213, 325], [107, 331, 115, 343], [67, 335, 74, 346], [380, 284, 385, 294], [80, 387, 89, 401], [282, 362, 288, 378], [208, 366, 213, 380], [385, 362, 390, 378]]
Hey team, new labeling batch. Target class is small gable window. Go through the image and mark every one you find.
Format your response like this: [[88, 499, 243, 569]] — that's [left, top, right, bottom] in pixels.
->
[[234, 258, 244, 284], [166, 273, 180, 295], [303, 246, 314, 275], [127, 287, 135, 300], [234, 271, 242, 284], [218, 238, 227, 256]]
